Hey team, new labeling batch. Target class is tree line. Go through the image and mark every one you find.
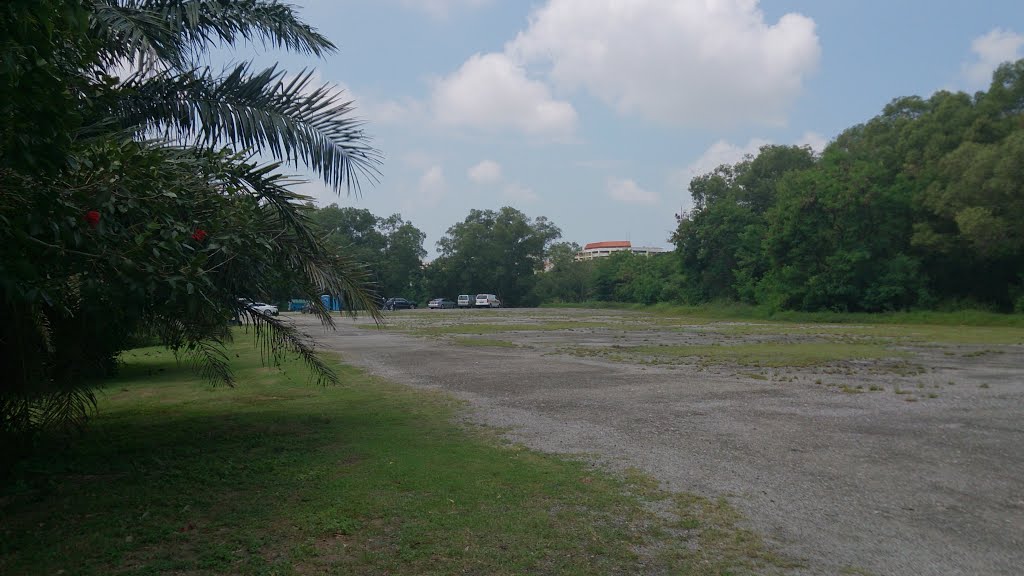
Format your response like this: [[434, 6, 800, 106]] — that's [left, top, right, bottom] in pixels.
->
[[670, 60, 1024, 313], [317, 60, 1024, 314]]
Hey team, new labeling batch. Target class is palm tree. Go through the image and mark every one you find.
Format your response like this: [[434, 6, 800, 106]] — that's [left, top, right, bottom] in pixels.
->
[[0, 0, 383, 442]]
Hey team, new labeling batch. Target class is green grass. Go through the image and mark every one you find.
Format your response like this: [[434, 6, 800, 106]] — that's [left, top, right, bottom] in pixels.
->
[[568, 342, 901, 368], [367, 307, 1024, 345], [1, 333, 789, 575], [545, 301, 1024, 328], [706, 322, 1024, 345]]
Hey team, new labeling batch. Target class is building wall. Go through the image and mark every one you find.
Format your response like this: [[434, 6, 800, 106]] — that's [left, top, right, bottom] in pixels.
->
[[575, 244, 664, 261]]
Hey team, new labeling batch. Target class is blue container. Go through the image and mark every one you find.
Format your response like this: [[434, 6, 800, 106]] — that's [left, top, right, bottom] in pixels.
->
[[320, 294, 343, 311]]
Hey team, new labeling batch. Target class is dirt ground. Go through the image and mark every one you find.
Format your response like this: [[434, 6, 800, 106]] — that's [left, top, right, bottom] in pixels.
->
[[294, 308, 1024, 576]]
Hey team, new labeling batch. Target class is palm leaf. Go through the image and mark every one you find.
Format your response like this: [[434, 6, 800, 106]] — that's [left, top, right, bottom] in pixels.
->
[[91, 0, 335, 71], [116, 64, 382, 194]]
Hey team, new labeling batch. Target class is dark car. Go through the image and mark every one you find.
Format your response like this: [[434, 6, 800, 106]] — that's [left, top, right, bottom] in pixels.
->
[[383, 297, 417, 311], [428, 298, 456, 309]]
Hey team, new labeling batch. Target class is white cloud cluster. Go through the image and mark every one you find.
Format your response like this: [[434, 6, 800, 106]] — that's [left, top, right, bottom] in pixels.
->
[[607, 178, 659, 205], [674, 137, 770, 190], [672, 131, 827, 194], [963, 28, 1024, 89], [431, 0, 820, 134], [467, 159, 503, 184], [796, 131, 827, 154], [416, 165, 447, 207], [509, 0, 820, 127], [432, 53, 577, 136], [502, 182, 539, 203], [464, 159, 538, 203]]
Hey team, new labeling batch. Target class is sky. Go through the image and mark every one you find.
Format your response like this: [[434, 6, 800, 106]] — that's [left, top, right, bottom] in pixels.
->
[[225, 0, 1024, 257]]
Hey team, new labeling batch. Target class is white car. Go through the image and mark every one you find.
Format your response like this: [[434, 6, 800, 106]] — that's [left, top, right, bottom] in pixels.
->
[[475, 293, 501, 308], [457, 294, 472, 308], [241, 300, 278, 316]]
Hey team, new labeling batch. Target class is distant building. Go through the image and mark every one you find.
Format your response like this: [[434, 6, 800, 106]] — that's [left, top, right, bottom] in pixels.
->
[[575, 241, 664, 261]]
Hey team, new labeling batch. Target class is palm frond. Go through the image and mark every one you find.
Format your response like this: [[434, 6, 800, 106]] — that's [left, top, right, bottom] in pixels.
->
[[90, 1, 178, 72], [116, 64, 382, 194], [182, 334, 235, 385], [34, 387, 99, 435], [241, 309, 339, 386], [214, 154, 385, 324], [91, 0, 335, 72], [155, 0, 336, 60]]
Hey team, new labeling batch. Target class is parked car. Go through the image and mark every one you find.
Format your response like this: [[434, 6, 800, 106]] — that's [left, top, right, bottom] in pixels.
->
[[383, 297, 416, 311], [457, 294, 472, 308], [475, 293, 501, 308], [239, 298, 278, 316], [428, 298, 456, 309], [251, 302, 278, 315]]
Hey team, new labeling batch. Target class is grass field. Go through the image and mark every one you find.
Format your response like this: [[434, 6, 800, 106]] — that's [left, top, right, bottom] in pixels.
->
[[544, 301, 1024, 328], [566, 342, 903, 368], [1, 332, 789, 575]]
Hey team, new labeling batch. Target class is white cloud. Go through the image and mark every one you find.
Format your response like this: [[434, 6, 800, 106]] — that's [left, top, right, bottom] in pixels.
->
[[607, 178, 659, 205], [796, 131, 827, 154], [285, 71, 417, 126], [416, 165, 447, 207], [468, 160, 503, 184], [357, 96, 421, 125], [670, 133, 828, 203], [503, 182, 539, 203], [431, 52, 577, 136], [963, 28, 1024, 88], [398, 0, 491, 19], [507, 0, 821, 127], [673, 137, 770, 191]]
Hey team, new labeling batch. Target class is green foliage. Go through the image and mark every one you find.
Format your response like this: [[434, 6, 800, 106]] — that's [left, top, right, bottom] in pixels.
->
[[1, 0, 381, 443], [429, 207, 561, 306], [307, 204, 428, 302], [665, 63, 1024, 314]]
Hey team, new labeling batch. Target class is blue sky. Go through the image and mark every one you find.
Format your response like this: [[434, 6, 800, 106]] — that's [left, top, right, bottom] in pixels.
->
[[230, 0, 1023, 256]]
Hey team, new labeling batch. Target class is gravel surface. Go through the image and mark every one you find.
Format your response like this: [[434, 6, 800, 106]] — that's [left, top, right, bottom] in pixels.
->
[[295, 309, 1024, 576]]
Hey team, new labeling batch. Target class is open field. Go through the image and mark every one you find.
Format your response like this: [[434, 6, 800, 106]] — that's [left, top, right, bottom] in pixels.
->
[[313, 307, 1024, 576], [1, 332, 790, 575]]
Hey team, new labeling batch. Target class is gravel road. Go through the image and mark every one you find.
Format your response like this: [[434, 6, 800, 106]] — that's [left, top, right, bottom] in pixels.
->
[[295, 309, 1024, 576]]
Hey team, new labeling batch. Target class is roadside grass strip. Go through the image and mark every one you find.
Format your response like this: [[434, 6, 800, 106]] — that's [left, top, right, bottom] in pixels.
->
[[1, 332, 792, 575]]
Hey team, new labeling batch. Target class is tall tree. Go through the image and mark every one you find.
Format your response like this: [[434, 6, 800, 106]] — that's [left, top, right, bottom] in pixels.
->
[[1, 0, 381, 441], [308, 205, 427, 300], [434, 207, 561, 306]]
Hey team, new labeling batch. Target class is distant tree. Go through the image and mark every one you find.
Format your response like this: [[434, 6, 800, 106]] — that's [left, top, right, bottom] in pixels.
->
[[434, 207, 561, 306], [308, 205, 427, 301], [532, 242, 592, 303]]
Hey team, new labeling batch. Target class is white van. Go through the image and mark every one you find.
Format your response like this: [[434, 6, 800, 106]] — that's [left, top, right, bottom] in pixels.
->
[[457, 294, 472, 308], [475, 293, 501, 308]]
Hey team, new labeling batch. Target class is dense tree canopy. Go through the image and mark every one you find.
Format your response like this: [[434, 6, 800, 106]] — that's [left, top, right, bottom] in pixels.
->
[[668, 60, 1024, 313], [427, 207, 561, 306], [1, 0, 379, 441], [308, 204, 427, 301], [534, 61, 1024, 313]]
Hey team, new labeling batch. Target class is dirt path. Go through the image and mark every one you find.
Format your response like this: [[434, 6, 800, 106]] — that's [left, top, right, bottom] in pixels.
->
[[296, 310, 1024, 576]]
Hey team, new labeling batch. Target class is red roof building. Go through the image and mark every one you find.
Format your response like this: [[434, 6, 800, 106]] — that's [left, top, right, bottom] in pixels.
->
[[575, 241, 664, 261]]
